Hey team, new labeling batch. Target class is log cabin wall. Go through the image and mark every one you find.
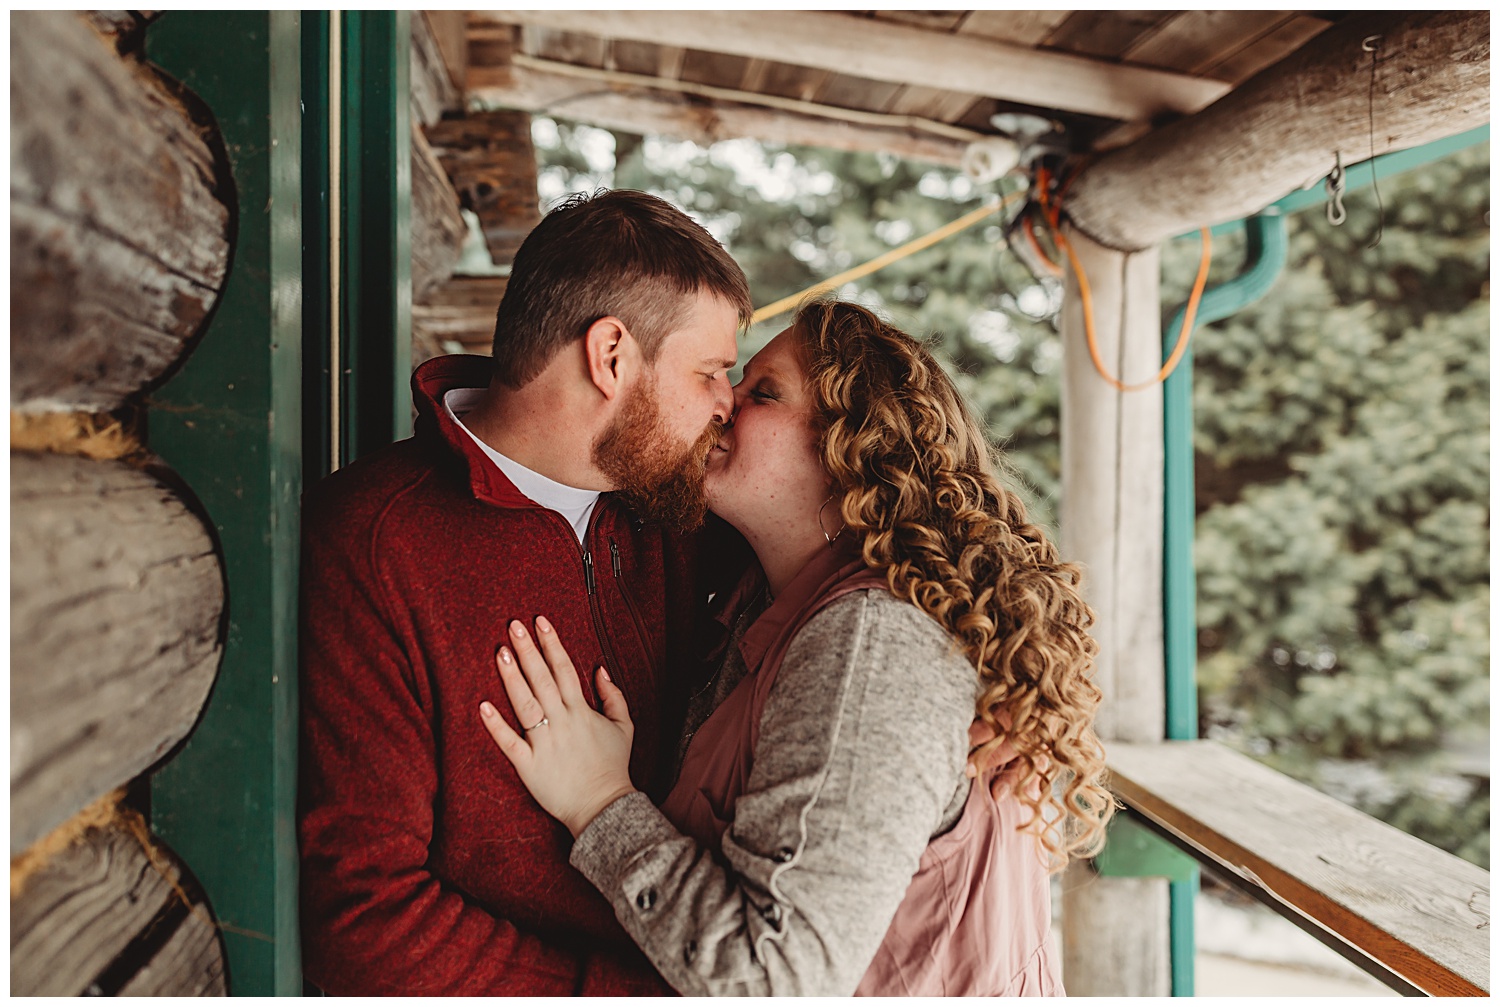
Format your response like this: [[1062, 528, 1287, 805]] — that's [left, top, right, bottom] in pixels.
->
[[10, 10, 230, 994], [414, 15, 540, 359]]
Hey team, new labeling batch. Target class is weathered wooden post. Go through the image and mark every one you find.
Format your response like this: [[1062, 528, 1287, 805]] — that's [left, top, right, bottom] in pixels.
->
[[1055, 9, 1489, 994], [1058, 235, 1171, 996]]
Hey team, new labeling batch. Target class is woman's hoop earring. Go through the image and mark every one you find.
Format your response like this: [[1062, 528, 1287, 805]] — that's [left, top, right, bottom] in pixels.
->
[[818, 495, 845, 547]]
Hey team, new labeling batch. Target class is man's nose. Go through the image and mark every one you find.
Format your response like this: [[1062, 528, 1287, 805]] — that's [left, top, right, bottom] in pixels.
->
[[712, 376, 735, 424]]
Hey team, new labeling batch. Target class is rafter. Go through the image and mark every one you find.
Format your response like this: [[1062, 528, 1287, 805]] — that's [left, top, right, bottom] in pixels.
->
[[472, 10, 1231, 123]]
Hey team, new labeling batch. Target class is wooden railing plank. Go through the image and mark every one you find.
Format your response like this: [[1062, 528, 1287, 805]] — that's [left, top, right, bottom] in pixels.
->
[[1108, 741, 1489, 996]]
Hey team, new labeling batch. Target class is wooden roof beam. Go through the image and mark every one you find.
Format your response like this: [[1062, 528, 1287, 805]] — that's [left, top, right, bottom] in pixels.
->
[[472, 10, 1230, 123], [468, 60, 972, 167], [1064, 10, 1490, 251]]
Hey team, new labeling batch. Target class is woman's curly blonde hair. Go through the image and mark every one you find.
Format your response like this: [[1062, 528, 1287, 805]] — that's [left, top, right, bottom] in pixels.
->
[[794, 298, 1115, 866]]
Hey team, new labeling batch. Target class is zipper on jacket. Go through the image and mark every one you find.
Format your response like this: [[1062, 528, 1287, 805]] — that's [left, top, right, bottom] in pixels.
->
[[582, 511, 631, 716], [609, 538, 655, 679]]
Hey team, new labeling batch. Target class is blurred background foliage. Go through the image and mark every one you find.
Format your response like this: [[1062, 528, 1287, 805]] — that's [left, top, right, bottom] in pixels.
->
[[530, 119, 1489, 867]]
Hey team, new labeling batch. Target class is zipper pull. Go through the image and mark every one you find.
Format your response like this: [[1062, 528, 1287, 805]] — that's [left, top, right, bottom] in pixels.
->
[[609, 539, 622, 578], [583, 550, 596, 594]]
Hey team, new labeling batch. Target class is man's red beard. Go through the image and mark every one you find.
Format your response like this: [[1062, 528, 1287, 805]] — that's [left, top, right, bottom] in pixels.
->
[[592, 376, 723, 531]]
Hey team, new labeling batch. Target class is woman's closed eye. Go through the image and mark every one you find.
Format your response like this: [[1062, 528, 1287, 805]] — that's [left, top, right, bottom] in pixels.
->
[[748, 384, 779, 403]]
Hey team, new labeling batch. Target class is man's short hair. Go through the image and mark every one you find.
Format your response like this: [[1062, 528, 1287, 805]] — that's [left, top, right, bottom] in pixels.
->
[[491, 189, 753, 387]]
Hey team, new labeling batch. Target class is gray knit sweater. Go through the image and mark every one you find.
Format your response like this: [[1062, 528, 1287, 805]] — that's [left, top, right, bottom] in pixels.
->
[[569, 589, 978, 996]]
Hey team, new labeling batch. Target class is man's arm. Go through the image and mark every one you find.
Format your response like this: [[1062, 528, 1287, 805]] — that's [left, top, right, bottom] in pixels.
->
[[297, 497, 668, 996]]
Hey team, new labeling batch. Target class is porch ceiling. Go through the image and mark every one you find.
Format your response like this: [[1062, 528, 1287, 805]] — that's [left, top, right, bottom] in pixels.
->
[[464, 10, 1350, 164]]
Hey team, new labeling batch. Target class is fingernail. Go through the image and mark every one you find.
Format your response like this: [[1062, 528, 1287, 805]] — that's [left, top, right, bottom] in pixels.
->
[[499, 647, 513, 665], [599, 665, 611, 682], [510, 620, 526, 638], [965, 763, 977, 779], [537, 616, 553, 634], [480, 701, 496, 718]]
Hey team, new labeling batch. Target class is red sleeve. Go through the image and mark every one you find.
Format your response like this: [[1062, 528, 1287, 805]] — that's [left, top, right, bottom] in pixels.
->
[[296, 486, 670, 996]]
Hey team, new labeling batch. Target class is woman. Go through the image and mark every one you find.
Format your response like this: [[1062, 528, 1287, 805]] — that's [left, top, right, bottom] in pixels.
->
[[479, 299, 1113, 995]]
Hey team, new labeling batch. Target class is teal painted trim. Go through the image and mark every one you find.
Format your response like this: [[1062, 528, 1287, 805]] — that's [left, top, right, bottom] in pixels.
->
[[1170, 874, 1199, 996], [1094, 813, 1197, 882], [145, 12, 304, 995], [342, 12, 413, 462], [1163, 215, 1288, 744]]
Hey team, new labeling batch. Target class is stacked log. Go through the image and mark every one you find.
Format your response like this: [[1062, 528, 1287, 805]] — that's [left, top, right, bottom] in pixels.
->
[[10, 11, 230, 994], [411, 11, 472, 361], [413, 15, 541, 362]]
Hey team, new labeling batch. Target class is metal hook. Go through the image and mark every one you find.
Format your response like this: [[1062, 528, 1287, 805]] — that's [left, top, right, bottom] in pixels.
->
[[1362, 34, 1381, 52], [1325, 152, 1347, 226]]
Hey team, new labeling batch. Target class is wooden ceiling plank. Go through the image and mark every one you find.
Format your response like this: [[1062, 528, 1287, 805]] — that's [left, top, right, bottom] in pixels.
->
[[524, 27, 608, 68], [740, 57, 771, 95], [1121, 10, 1296, 76], [959, 10, 1073, 47], [886, 83, 981, 124], [1044, 10, 1177, 60], [755, 60, 833, 105], [609, 39, 661, 78], [679, 49, 752, 92], [1203, 15, 1335, 85], [657, 45, 686, 81], [473, 10, 1231, 121], [813, 71, 905, 117], [869, 10, 969, 33]]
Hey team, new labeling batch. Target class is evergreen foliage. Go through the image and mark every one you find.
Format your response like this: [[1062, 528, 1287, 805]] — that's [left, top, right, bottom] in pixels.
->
[[532, 121, 1489, 867]]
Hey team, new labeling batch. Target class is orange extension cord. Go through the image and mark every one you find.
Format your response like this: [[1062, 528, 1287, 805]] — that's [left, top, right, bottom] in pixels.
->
[[1038, 165, 1213, 392]]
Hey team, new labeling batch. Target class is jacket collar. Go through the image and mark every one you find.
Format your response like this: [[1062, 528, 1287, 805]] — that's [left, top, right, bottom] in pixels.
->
[[410, 354, 543, 510]]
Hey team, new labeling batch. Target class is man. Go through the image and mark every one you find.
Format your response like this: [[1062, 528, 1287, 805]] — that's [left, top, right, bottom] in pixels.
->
[[298, 190, 752, 995]]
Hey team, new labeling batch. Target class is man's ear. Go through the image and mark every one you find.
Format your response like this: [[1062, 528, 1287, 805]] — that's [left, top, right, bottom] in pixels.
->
[[584, 316, 640, 400]]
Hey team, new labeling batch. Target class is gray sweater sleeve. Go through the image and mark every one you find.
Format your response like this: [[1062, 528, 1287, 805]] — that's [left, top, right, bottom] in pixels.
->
[[568, 590, 976, 996]]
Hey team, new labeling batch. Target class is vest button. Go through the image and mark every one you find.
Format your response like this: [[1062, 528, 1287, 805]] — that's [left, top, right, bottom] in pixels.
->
[[636, 887, 657, 911], [774, 847, 795, 863], [760, 901, 783, 925]]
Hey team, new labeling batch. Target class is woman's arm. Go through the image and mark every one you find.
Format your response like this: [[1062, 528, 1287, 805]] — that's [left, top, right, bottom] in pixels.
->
[[567, 591, 975, 996]]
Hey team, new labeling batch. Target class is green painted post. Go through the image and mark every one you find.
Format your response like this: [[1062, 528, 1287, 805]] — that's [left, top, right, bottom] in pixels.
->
[[145, 12, 304, 996], [341, 11, 413, 462], [302, 12, 336, 481], [1161, 213, 1290, 996]]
